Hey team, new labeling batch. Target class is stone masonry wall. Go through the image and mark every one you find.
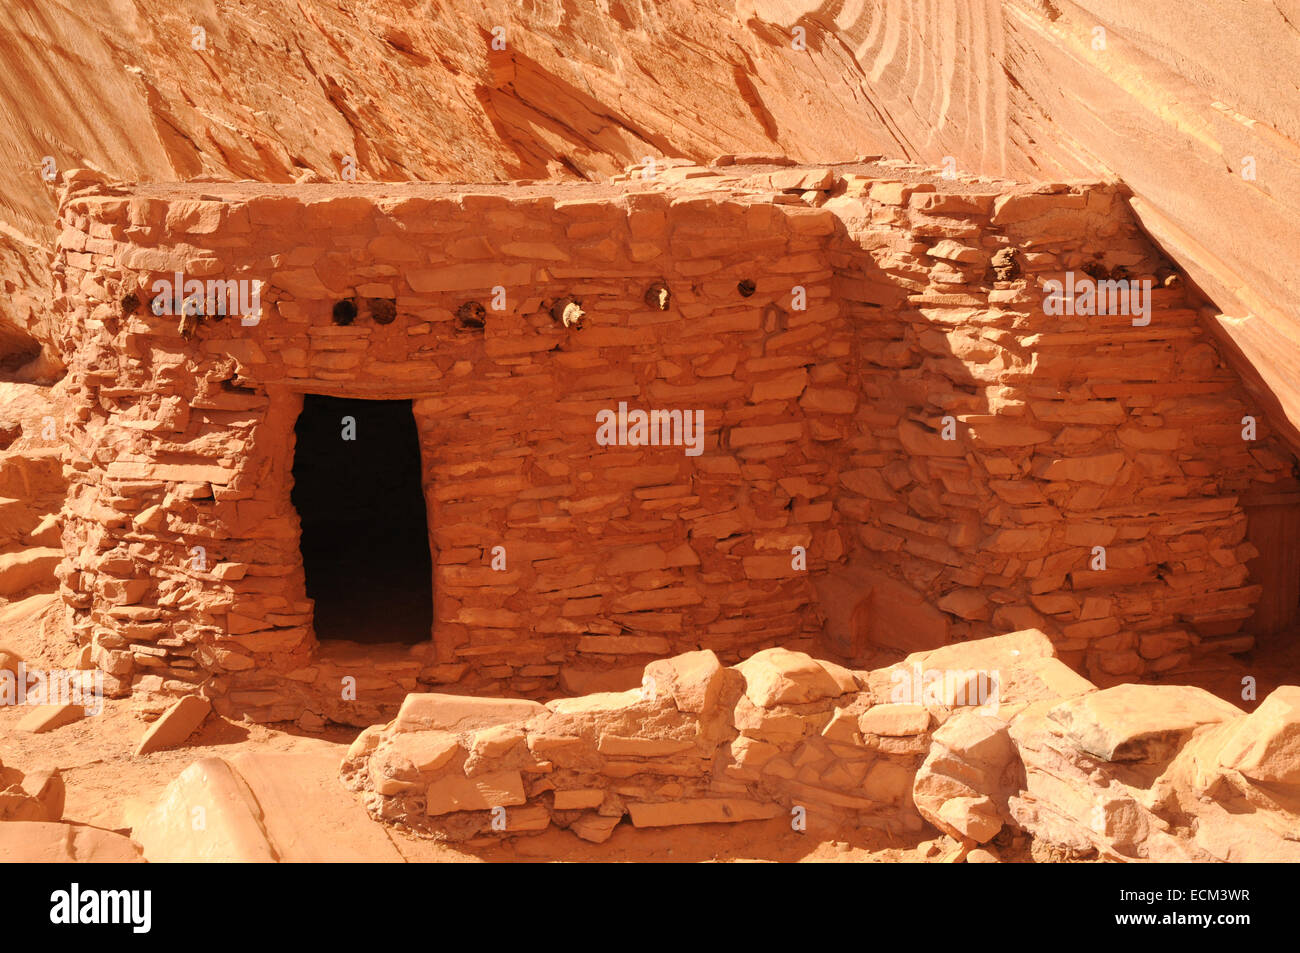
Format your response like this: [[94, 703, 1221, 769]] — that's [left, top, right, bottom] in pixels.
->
[[822, 173, 1296, 682], [49, 160, 1295, 724]]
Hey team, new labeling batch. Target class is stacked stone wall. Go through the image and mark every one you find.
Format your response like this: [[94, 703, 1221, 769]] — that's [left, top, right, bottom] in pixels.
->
[[49, 162, 1295, 722]]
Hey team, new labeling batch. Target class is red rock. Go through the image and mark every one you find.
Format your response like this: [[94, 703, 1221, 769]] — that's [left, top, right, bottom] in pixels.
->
[[858, 704, 931, 737], [134, 695, 211, 756], [138, 753, 402, 862], [570, 813, 621, 843], [627, 798, 781, 827], [394, 694, 546, 733], [16, 703, 85, 734], [425, 771, 526, 816], [552, 789, 605, 810], [736, 647, 845, 708], [1048, 684, 1243, 764], [1216, 687, 1300, 785], [0, 822, 143, 862]]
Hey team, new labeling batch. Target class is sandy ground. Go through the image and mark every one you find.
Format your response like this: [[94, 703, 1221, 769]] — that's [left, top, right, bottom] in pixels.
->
[[0, 590, 1030, 862]]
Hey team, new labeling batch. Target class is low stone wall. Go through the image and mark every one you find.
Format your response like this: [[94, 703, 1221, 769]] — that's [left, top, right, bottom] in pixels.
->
[[339, 629, 1081, 842], [343, 630, 1300, 861]]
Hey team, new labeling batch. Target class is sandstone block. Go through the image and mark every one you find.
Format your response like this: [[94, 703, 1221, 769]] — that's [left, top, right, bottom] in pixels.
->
[[1048, 684, 1243, 764], [0, 766, 64, 822], [862, 760, 912, 802], [937, 795, 1002, 843], [471, 724, 526, 759], [626, 798, 781, 827], [596, 734, 694, 757], [394, 694, 546, 732], [553, 788, 605, 810], [135, 695, 211, 756], [643, 650, 727, 715], [0, 547, 61, 596], [387, 731, 462, 773], [1216, 687, 1300, 785], [736, 647, 845, 708], [16, 704, 86, 734], [504, 805, 551, 832], [858, 704, 930, 736], [0, 822, 143, 862], [425, 770, 526, 816], [570, 812, 621, 843]]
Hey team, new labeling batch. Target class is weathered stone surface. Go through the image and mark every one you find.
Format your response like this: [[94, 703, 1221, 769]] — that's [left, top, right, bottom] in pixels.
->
[[135, 695, 211, 756], [627, 798, 782, 827], [570, 813, 621, 843], [138, 752, 402, 862], [913, 710, 1018, 842], [596, 734, 694, 757], [425, 771, 526, 816], [0, 764, 65, 822], [736, 647, 845, 708], [643, 649, 726, 715], [937, 796, 1002, 843], [0, 547, 61, 596], [386, 731, 461, 773], [16, 703, 86, 734], [858, 704, 930, 737], [553, 789, 605, 811], [394, 694, 546, 733], [1216, 687, 1300, 785], [0, 822, 143, 862], [137, 758, 278, 862], [1048, 684, 1243, 764]]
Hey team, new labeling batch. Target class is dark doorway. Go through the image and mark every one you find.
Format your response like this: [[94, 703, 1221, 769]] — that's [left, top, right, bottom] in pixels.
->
[[291, 395, 433, 644]]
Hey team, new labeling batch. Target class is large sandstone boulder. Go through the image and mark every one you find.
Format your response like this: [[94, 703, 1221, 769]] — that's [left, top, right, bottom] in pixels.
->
[[913, 712, 1019, 844], [136, 750, 403, 862], [1008, 682, 1300, 861], [1216, 687, 1300, 785], [1047, 684, 1243, 764], [0, 822, 143, 862], [735, 647, 852, 708]]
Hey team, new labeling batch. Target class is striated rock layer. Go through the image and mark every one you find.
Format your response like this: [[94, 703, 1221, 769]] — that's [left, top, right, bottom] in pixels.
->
[[752, 0, 1300, 451], [0, 0, 893, 368]]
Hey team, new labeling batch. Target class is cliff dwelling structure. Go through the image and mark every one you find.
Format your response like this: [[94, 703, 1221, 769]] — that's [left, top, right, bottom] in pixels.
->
[[4, 0, 1300, 877], [51, 159, 1299, 727]]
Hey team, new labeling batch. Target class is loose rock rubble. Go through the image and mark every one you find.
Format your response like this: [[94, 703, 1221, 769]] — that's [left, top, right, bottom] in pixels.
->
[[341, 629, 1300, 859], [341, 642, 929, 843], [0, 754, 143, 861]]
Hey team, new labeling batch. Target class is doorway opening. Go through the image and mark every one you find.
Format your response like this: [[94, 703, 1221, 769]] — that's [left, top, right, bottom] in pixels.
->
[[291, 395, 433, 645]]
